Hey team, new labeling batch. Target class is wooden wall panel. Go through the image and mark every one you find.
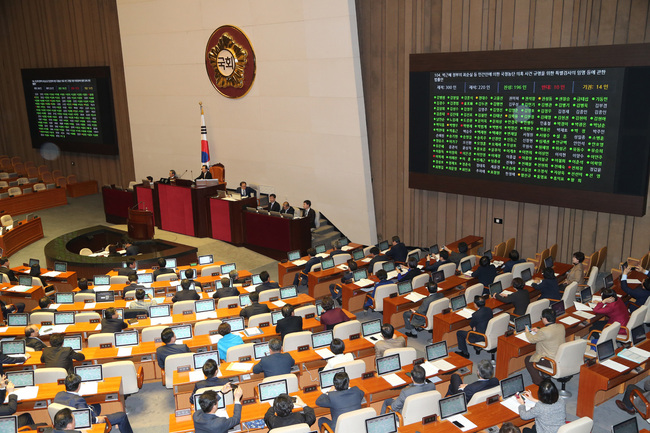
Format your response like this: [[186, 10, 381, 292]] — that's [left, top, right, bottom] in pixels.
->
[[356, 0, 650, 271], [0, 0, 135, 191]]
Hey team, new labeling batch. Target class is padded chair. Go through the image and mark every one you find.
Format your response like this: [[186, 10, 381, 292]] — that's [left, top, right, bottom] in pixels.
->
[[338, 359, 366, 379], [16, 177, 28, 185], [293, 305, 317, 319], [29, 277, 44, 287], [458, 255, 476, 271], [283, 331, 312, 352], [372, 262, 387, 274], [48, 402, 75, 424], [247, 314, 271, 329], [0, 274, 9, 284], [270, 424, 311, 433], [533, 339, 587, 397], [439, 262, 457, 279], [143, 325, 170, 342], [557, 417, 594, 433], [156, 273, 178, 282], [51, 169, 62, 179], [7, 187, 21, 196], [365, 283, 397, 312], [75, 312, 101, 323], [312, 209, 321, 229], [493, 272, 513, 290], [200, 265, 221, 277], [41, 172, 54, 183], [33, 182, 46, 191], [26, 167, 38, 178], [362, 246, 374, 256], [321, 407, 376, 433], [464, 283, 484, 304], [37, 165, 48, 176], [525, 299, 550, 323], [0, 215, 12, 227], [585, 323, 621, 358], [585, 251, 599, 278], [504, 238, 516, 257], [225, 343, 255, 363], [172, 300, 196, 315], [56, 177, 67, 188], [332, 320, 361, 341], [561, 282, 579, 310], [512, 262, 535, 280], [493, 242, 506, 258], [194, 319, 222, 336], [332, 254, 351, 266], [74, 293, 96, 303], [617, 306, 648, 344], [409, 297, 449, 333], [88, 333, 115, 348], [35, 368, 67, 385], [29, 312, 54, 325], [103, 361, 144, 396], [163, 353, 194, 388], [79, 247, 92, 256], [467, 386, 501, 406], [67, 174, 77, 184], [411, 273, 430, 289], [217, 296, 240, 309], [384, 347, 417, 366], [262, 373, 300, 394], [596, 246, 607, 270], [466, 313, 510, 363], [209, 163, 225, 183], [581, 266, 599, 294], [110, 275, 128, 285], [0, 181, 7, 188], [394, 390, 441, 426], [259, 289, 280, 303]]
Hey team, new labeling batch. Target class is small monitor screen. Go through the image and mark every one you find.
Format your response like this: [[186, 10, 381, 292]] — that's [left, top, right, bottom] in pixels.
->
[[220, 263, 236, 274], [54, 312, 75, 325], [429, 244, 439, 254], [165, 258, 177, 269], [500, 374, 525, 399], [378, 240, 389, 251], [194, 391, 226, 411], [580, 287, 592, 304], [75, 365, 103, 382], [223, 317, 244, 332], [93, 275, 110, 286], [460, 260, 472, 273], [96, 291, 115, 302], [149, 305, 170, 318], [339, 237, 350, 247], [382, 261, 396, 272], [143, 288, 155, 299], [280, 286, 297, 300], [5, 371, 33, 388], [252, 274, 262, 285], [172, 324, 192, 340], [0, 416, 17, 433], [316, 303, 324, 316], [551, 300, 565, 317], [311, 330, 333, 349], [254, 342, 270, 360], [432, 270, 445, 283], [214, 280, 223, 289], [18, 276, 32, 287], [287, 250, 301, 261], [450, 295, 466, 311], [612, 417, 639, 433], [426, 341, 448, 361], [544, 256, 554, 269], [632, 325, 646, 346], [597, 340, 616, 362], [439, 393, 468, 419], [271, 311, 283, 325], [352, 250, 364, 261], [397, 281, 412, 296], [514, 314, 532, 333], [408, 253, 419, 263], [71, 409, 92, 430], [489, 281, 503, 297], [376, 354, 401, 376], [7, 314, 28, 327], [63, 335, 82, 351], [1, 341, 25, 355], [54, 262, 67, 272], [28, 259, 39, 268], [353, 269, 368, 282], [365, 413, 397, 433], [239, 294, 251, 307], [314, 244, 326, 254], [321, 258, 335, 270], [258, 379, 288, 402], [520, 268, 532, 282], [198, 255, 213, 265], [114, 331, 139, 347], [605, 274, 614, 289], [319, 367, 345, 389], [195, 299, 215, 313], [138, 273, 153, 284], [55, 293, 74, 304], [362, 319, 382, 337], [193, 351, 219, 369]]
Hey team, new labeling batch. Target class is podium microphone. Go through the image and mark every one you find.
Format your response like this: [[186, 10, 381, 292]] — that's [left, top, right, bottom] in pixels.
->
[[132, 201, 144, 210], [179, 170, 188, 179]]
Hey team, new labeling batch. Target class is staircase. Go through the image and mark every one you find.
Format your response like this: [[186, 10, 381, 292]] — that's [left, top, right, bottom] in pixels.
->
[[311, 215, 343, 249]]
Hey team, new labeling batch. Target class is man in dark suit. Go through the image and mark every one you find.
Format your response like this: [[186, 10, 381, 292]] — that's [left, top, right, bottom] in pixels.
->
[[316, 371, 364, 429], [446, 359, 499, 403], [403, 282, 443, 337], [447, 242, 469, 266], [381, 365, 436, 414], [189, 359, 229, 405], [472, 255, 498, 289], [329, 240, 345, 257], [386, 236, 408, 263], [494, 277, 530, 317], [276, 305, 302, 340], [293, 248, 320, 286], [531, 267, 562, 301], [264, 394, 315, 429], [195, 165, 213, 180], [46, 408, 80, 433], [252, 338, 295, 378], [502, 250, 525, 273], [280, 201, 295, 215], [0, 257, 17, 283], [54, 374, 133, 433], [236, 181, 255, 198], [212, 277, 239, 299], [254, 270, 279, 294], [122, 274, 144, 298], [302, 200, 316, 228], [424, 249, 450, 273], [100, 307, 128, 333], [240, 292, 271, 319], [180, 269, 202, 290], [76, 278, 93, 294], [172, 279, 201, 303], [0, 379, 35, 428], [123, 240, 139, 256], [156, 327, 191, 369], [152, 257, 176, 281], [118, 258, 137, 276], [35, 296, 58, 313], [267, 193, 280, 212], [24, 325, 47, 351], [41, 334, 84, 373], [455, 295, 493, 359], [193, 387, 243, 433], [367, 247, 389, 274], [397, 258, 422, 283]]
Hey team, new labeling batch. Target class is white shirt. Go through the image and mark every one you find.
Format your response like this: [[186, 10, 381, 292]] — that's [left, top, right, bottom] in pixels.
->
[[323, 353, 354, 371]]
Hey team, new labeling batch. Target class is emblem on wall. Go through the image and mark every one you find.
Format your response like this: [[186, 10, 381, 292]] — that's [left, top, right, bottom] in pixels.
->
[[205, 25, 256, 99]]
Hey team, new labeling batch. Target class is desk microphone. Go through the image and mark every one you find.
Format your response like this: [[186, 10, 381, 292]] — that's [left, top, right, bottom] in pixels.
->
[[179, 170, 188, 179]]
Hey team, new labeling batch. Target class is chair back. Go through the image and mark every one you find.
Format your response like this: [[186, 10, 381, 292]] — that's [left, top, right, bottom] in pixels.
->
[[384, 347, 417, 366], [512, 262, 535, 280], [110, 276, 128, 285], [88, 333, 115, 348], [372, 261, 386, 274], [67, 174, 77, 184], [586, 267, 599, 294], [493, 242, 506, 258], [402, 390, 441, 426], [424, 297, 450, 331], [259, 289, 280, 303], [467, 386, 501, 406], [194, 319, 222, 336], [333, 407, 377, 433], [362, 246, 373, 256], [33, 183, 46, 191], [48, 403, 74, 424], [74, 293, 96, 303], [173, 300, 197, 315], [79, 247, 92, 256], [557, 417, 594, 433], [493, 272, 513, 290], [333, 254, 351, 266], [0, 181, 7, 188], [526, 299, 550, 323], [283, 331, 312, 352], [0, 274, 8, 284], [373, 284, 397, 312], [333, 320, 361, 340], [553, 339, 587, 378], [504, 238, 516, 257], [75, 312, 101, 323], [103, 360, 141, 395], [164, 353, 194, 388], [225, 343, 255, 363], [622, 306, 647, 342], [200, 265, 221, 277], [313, 209, 321, 229], [0, 215, 12, 227], [156, 273, 178, 282], [30, 312, 54, 325], [586, 251, 599, 277], [16, 177, 28, 185], [411, 273, 430, 289], [141, 325, 168, 342], [439, 262, 457, 279], [269, 423, 311, 433], [26, 167, 38, 178], [262, 373, 300, 394], [483, 314, 510, 350], [209, 163, 225, 182], [458, 255, 476, 271], [562, 282, 579, 309], [293, 305, 317, 319], [338, 359, 366, 379], [217, 296, 239, 309], [248, 314, 271, 329], [35, 368, 67, 385], [7, 187, 21, 196], [596, 246, 607, 270], [596, 323, 621, 347], [464, 283, 484, 304], [538, 249, 550, 272]]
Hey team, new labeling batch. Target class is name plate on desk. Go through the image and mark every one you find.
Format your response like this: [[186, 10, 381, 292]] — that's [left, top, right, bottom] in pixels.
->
[[210, 330, 219, 335], [389, 293, 397, 298], [177, 365, 191, 373], [90, 319, 100, 324], [242, 398, 256, 405], [57, 379, 65, 385], [297, 345, 310, 352], [442, 308, 451, 314], [175, 409, 191, 418], [413, 357, 424, 366], [84, 299, 94, 303], [349, 333, 360, 341], [486, 395, 499, 405], [362, 371, 375, 379], [137, 315, 147, 320], [303, 385, 317, 393], [212, 273, 220, 277], [305, 313, 315, 319], [422, 414, 437, 425], [259, 322, 270, 328], [41, 321, 52, 326], [239, 356, 252, 362], [154, 338, 162, 343], [228, 304, 238, 309], [182, 310, 193, 315], [269, 297, 279, 302], [166, 293, 174, 297], [100, 343, 112, 349]]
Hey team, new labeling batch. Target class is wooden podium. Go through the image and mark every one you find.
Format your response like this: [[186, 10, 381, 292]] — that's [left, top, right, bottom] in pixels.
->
[[127, 208, 154, 240]]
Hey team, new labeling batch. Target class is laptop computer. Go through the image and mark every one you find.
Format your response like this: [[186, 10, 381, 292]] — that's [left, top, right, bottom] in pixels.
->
[[193, 351, 220, 369], [450, 294, 467, 312], [254, 342, 270, 360], [489, 281, 503, 297], [408, 253, 419, 263], [397, 281, 412, 296], [319, 367, 345, 389], [544, 256, 554, 269], [426, 341, 448, 361], [579, 287, 592, 304], [362, 319, 382, 340], [320, 258, 335, 271], [612, 417, 639, 433], [114, 330, 139, 347], [365, 413, 398, 433], [460, 260, 472, 273], [96, 291, 115, 302], [432, 270, 445, 283], [93, 275, 110, 286], [71, 409, 93, 430], [5, 371, 34, 388], [353, 269, 368, 282], [339, 237, 350, 247], [429, 244, 439, 255], [142, 287, 155, 299], [18, 276, 32, 287], [513, 314, 532, 333], [271, 311, 283, 325], [287, 250, 301, 261], [382, 261, 396, 273], [0, 416, 17, 433], [195, 299, 215, 313], [258, 379, 288, 402], [251, 274, 262, 285], [376, 354, 401, 376], [194, 390, 226, 411], [1, 341, 25, 356], [55, 292, 74, 304], [316, 303, 324, 317], [150, 305, 171, 318], [165, 258, 177, 269], [223, 317, 245, 332], [280, 286, 298, 300], [605, 274, 614, 289], [500, 373, 525, 399], [63, 335, 82, 351], [7, 314, 28, 327], [311, 330, 333, 349], [238, 294, 251, 307], [198, 255, 213, 265], [171, 324, 193, 340], [439, 392, 468, 420], [138, 273, 153, 284], [54, 262, 68, 272], [632, 325, 647, 346], [597, 340, 616, 362], [551, 300, 566, 317], [352, 250, 365, 261], [75, 365, 103, 382], [28, 259, 39, 268], [220, 263, 236, 274], [54, 312, 75, 325], [520, 268, 532, 283], [378, 240, 389, 251]]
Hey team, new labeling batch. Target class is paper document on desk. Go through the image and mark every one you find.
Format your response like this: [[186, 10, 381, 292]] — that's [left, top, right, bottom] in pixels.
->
[[316, 253, 329, 259], [431, 359, 456, 372], [93, 285, 111, 292], [382, 373, 406, 387], [354, 279, 374, 287], [446, 414, 477, 431], [95, 324, 102, 331], [315, 348, 334, 359], [196, 311, 218, 321], [364, 335, 383, 345], [244, 327, 263, 337], [137, 270, 146, 274], [627, 279, 643, 285], [0, 328, 8, 334], [243, 285, 256, 293], [117, 347, 132, 357], [189, 369, 205, 382], [169, 280, 181, 287], [337, 265, 348, 271], [618, 349, 646, 364], [501, 395, 535, 413], [455, 308, 474, 319], [7, 286, 30, 292], [84, 303, 97, 310], [420, 360, 441, 377], [386, 270, 399, 280], [405, 292, 427, 303], [573, 303, 593, 312], [515, 333, 531, 343], [501, 289, 515, 296], [592, 295, 602, 302], [629, 347, 650, 359], [215, 409, 229, 418], [559, 316, 581, 326], [342, 246, 354, 251], [209, 334, 223, 344], [79, 382, 99, 396], [292, 259, 307, 266], [150, 317, 173, 326], [272, 300, 286, 308], [6, 385, 39, 402], [226, 362, 253, 372], [360, 258, 372, 263], [42, 271, 61, 277], [601, 359, 628, 372], [153, 297, 166, 304], [40, 325, 68, 336], [573, 310, 595, 320]]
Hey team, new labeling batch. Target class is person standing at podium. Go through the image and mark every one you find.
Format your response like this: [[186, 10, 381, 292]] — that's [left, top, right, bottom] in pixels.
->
[[236, 181, 255, 198], [267, 194, 281, 212], [302, 200, 316, 228], [195, 165, 213, 180]]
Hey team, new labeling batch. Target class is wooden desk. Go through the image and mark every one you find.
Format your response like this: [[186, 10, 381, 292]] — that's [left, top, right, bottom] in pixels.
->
[[277, 244, 364, 287], [12, 265, 77, 292], [210, 196, 257, 245], [0, 186, 67, 215], [67, 180, 98, 197], [244, 212, 311, 261], [0, 283, 46, 311], [0, 217, 43, 257], [447, 235, 483, 255]]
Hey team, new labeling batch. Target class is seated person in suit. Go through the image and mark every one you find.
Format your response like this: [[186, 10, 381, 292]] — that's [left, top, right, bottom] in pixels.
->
[[502, 250, 525, 273], [240, 292, 271, 319], [320, 296, 350, 330], [0, 298, 24, 323], [0, 375, 35, 428], [156, 327, 191, 369], [106, 244, 121, 257], [329, 261, 357, 305], [172, 279, 201, 303], [267, 193, 280, 212], [397, 258, 422, 282], [228, 269, 247, 285], [189, 359, 229, 405], [280, 201, 295, 215], [193, 387, 243, 433], [455, 295, 493, 359], [236, 181, 255, 198], [293, 248, 321, 286], [55, 373, 133, 433], [122, 274, 144, 297], [181, 269, 202, 290], [316, 371, 364, 429], [386, 236, 408, 263], [195, 165, 213, 180], [276, 305, 302, 340], [375, 323, 406, 358], [364, 269, 391, 311], [152, 257, 176, 281], [123, 240, 139, 256], [472, 255, 498, 289], [100, 307, 128, 333], [446, 359, 499, 402], [252, 338, 295, 378], [29, 263, 41, 278], [447, 241, 468, 266], [616, 377, 650, 415], [0, 257, 17, 283], [563, 251, 586, 287], [41, 333, 83, 374], [367, 246, 390, 274], [302, 200, 316, 228], [424, 249, 450, 273], [254, 270, 279, 294], [76, 278, 93, 293], [264, 394, 316, 429], [591, 287, 629, 335], [127, 288, 158, 312], [493, 277, 530, 318], [212, 277, 240, 299], [36, 296, 58, 313], [329, 240, 345, 257], [48, 407, 81, 433], [24, 325, 47, 351], [403, 282, 443, 337], [118, 258, 137, 276], [621, 264, 650, 309], [381, 364, 436, 414], [216, 322, 244, 361], [524, 308, 565, 385], [167, 169, 177, 182], [531, 267, 562, 301], [323, 338, 354, 371]]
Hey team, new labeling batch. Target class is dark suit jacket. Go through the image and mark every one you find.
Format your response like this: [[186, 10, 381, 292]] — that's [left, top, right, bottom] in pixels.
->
[[255, 281, 280, 294], [0, 267, 17, 283], [195, 171, 213, 180], [240, 303, 271, 319], [0, 353, 26, 375], [276, 316, 303, 340], [386, 243, 408, 263], [416, 293, 444, 315], [25, 336, 47, 351], [153, 268, 176, 281], [472, 265, 498, 287], [304, 257, 321, 274], [280, 206, 295, 215], [424, 259, 447, 273], [118, 268, 137, 277], [123, 283, 144, 297], [0, 389, 17, 416], [236, 186, 256, 197], [264, 405, 315, 429], [329, 249, 345, 257], [252, 352, 295, 378], [398, 268, 422, 282], [100, 318, 128, 333], [496, 289, 530, 316], [173, 290, 201, 303], [125, 245, 140, 256], [53, 391, 100, 423], [212, 287, 240, 299], [502, 259, 525, 274], [463, 377, 499, 403], [41, 346, 85, 373], [621, 279, 650, 306], [304, 208, 316, 228], [470, 306, 493, 334], [156, 343, 191, 369], [449, 251, 468, 266], [190, 376, 229, 404], [532, 278, 562, 301], [368, 255, 390, 273], [267, 201, 281, 212], [316, 386, 364, 426], [193, 403, 241, 433]]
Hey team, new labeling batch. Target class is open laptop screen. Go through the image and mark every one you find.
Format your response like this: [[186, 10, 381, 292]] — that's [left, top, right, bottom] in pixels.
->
[[0, 416, 17, 433], [5, 371, 33, 388], [489, 281, 503, 297], [165, 258, 177, 269], [320, 258, 335, 270], [239, 294, 251, 307], [93, 275, 110, 286], [18, 276, 32, 287], [520, 268, 532, 282], [223, 317, 244, 332], [605, 274, 614, 289], [376, 354, 401, 376], [319, 367, 345, 389], [432, 270, 445, 283], [397, 281, 412, 296], [439, 393, 468, 419], [426, 341, 448, 361], [287, 250, 301, 261], [1, 341, 24, 355], [551, 300, 565, 317], [311, 330, 333, 349], [280, 286, 297, 300], [597, 340, 616, 362], [7, 314, 28, 327], [54, 262, 68, 272], [258, 379, 288, 402], [254, 342, 270, 360], [193, 351, 220, 369], [28, 259, 39, 268], [198, 255, 213, 265], [96, 291, 115, 302], [172, 324, 193, 340], [271, 311, 283, 325], [138, 273, 153, 284], [55, 292, 74, 304], [71, 409, 93, 430], [75, 365, 103, 382], [114, 331, 139, 347], [544, 256, 554, 269], [362, 319, 382, 337], [353, 269, 368, 282], [54, 312, 75, 325], [220, 263, 236, 274], [429, 244, 439, 254], [579, 287, 592, 304], [314, 244, 326, 254], [195, 299, 215, 313], [365, 413, 397, 433], [63, 335, 82, 351], [382, 261, 396, 272], [450, 294, 466, 311], [460, 259, 472, 273], [194, 391, 226, 411], [352, 250, 365, 261], [514, 314, 531, 333], [378, 240, 389, 251], [149, 305, 171, 318], [612, 417, 639, 433], [632, 325, 647, 346], [500, 373, 525, 399]]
